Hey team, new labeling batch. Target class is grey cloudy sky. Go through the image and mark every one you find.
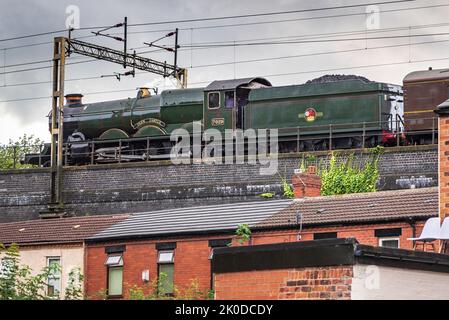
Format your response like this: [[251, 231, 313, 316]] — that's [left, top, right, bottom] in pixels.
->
[[1, 0, 449, 144]]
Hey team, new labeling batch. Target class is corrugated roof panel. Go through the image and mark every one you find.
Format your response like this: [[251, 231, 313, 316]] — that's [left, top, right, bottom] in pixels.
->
[[90, 200, 292, 240]]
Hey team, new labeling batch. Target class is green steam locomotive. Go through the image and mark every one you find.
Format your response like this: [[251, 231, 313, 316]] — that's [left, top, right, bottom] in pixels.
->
[[25, 75, 404, 166]]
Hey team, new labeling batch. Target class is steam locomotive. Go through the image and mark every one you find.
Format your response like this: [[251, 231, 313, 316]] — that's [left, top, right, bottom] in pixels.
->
[[24, 68, 448, 166]]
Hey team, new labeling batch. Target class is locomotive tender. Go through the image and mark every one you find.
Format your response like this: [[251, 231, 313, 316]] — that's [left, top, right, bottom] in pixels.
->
[[26, 75, 405, 166]]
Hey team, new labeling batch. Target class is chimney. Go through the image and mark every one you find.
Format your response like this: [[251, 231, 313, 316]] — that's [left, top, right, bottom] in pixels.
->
[[435, 99, 449, 222], [65, 94, 84, 107], [292, 165, 321, 198]]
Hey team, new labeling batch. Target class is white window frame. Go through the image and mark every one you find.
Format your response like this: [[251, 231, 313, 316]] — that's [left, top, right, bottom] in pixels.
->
[[378, 237, 400, 248], [157, 250, 175, 264], [208, 92, 221, 110], [47, 257, 61, 297], [105, 254, 123, 266]]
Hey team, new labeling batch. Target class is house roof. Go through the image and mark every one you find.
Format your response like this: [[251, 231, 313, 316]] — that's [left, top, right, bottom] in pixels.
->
[[256, 187, 438, 228], [89, 200, 292, 241], [0, 214, 129, 246], [90, 187, 437, 242]]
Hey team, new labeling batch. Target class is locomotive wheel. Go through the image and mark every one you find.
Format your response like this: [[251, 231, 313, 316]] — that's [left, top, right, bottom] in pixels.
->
[[297, 141, 306, 152], [366, 136, 378, 148], [352, 137, 363, 149], [147, 141, 163, 156], [146, 140, 173, 158]]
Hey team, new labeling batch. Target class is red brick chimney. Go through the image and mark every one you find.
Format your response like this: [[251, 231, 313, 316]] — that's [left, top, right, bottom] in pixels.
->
[[435, 99, 449, 222], [292, 165, 322, 198]]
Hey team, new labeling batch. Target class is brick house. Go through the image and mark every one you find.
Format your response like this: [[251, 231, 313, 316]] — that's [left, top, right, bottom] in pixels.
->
[[212, 238, 449, 300], [84, 185, 437, 299], [0, 214, 127, 298]]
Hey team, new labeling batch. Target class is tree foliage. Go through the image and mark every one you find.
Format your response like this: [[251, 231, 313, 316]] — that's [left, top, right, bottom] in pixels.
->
[[278, 173, 294, 199], [319, 147, 383, 196], [235, 224, 252, 245], [0, 134, 43, 170], [64, 267, 84, 300]]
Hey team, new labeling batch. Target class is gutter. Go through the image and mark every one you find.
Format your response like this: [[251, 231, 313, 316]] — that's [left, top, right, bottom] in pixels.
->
[[85, 215, 433, 245]]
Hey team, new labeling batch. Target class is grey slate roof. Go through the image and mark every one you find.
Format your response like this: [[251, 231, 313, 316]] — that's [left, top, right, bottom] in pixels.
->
[[90, 200, 292, 241]]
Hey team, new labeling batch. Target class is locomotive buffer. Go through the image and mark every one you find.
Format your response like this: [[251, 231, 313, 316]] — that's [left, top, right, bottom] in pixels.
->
[[42, 23, 187, 218]]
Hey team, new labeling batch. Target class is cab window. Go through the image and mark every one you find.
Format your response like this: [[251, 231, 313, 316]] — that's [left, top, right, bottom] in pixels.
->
[[224, 91, 235, 109], [208, 92, 220, 109]]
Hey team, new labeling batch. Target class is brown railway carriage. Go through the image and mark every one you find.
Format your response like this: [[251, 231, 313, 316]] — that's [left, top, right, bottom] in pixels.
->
[[403, 67, 449, 144]]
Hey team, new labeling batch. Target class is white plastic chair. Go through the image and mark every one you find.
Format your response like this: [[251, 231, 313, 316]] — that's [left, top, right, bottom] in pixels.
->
[[408, 217, 441, 252], [439, 217, 449, 253]]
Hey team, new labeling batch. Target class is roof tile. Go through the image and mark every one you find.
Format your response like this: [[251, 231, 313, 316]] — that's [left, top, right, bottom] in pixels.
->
[[256, 187, 438, 228], [0, 214, 129, 246]]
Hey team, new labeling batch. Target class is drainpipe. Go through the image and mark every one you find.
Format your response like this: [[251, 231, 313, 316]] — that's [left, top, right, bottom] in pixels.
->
[[407, 217, 417, 238], [296, 210, 303, 241]]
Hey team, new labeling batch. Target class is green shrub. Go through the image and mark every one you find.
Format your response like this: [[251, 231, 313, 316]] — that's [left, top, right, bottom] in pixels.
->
[[319, 148, 382, 196]]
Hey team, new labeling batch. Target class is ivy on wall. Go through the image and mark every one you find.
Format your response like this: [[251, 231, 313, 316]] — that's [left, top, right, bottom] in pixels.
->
[[319, 146, 383, 196]]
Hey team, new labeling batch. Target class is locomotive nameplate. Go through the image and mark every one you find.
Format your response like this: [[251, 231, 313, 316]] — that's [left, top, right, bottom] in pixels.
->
[[211, 118, 225, 126], [135, 118, 166, 129]]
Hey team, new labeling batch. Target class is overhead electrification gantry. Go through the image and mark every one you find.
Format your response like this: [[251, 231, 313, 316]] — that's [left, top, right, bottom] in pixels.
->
[[43, 19, 187, 217]]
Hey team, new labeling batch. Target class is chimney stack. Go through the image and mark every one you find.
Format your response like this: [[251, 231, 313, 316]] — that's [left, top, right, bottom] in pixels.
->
[[292, 165, 321, 198], [435, 99, 449, 221]]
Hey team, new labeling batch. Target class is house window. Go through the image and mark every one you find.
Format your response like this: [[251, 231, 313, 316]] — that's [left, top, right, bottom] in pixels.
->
[[47, 257, 61, 297], [208, 238, 232, 260], [224, 91, 235, 109], [105, 254, 123, 297], [157, 250, 174, 295], [379, 237, 400, 248], [313, 232, 338, 240], [208, 92, 220, 109]]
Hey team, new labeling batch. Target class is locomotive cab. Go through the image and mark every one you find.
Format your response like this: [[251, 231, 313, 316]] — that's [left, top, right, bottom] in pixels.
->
[[203, 78, 271, 132]]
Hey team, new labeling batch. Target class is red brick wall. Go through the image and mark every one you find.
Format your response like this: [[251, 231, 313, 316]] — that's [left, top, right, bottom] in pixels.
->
[[85, 236, 218, 299], [440, 116, 449, 221], [84, 220, 425, 299], [250, 221, 425, 250], [214, 266, 353, 300]]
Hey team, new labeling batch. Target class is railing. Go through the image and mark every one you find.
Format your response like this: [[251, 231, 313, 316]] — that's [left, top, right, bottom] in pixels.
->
[[0, 143, 46, 169], [1, 116, 440, 169]]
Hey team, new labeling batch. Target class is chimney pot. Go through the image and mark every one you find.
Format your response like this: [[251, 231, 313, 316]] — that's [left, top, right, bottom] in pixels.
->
[[307, 165, 317, 175]]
